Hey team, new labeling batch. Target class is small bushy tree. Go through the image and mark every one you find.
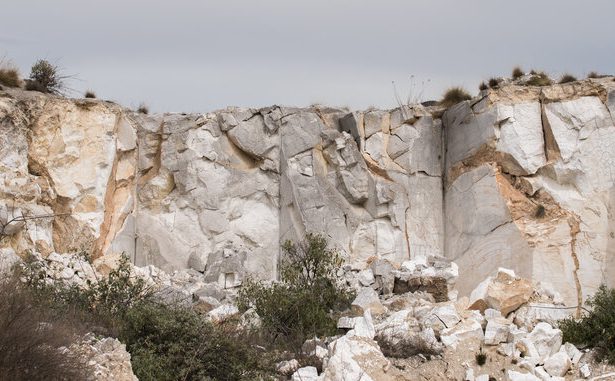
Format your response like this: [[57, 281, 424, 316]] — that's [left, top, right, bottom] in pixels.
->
[[559, 285, 615, 364], [237, 233, 354, 349], [26, 59, 64, 94]]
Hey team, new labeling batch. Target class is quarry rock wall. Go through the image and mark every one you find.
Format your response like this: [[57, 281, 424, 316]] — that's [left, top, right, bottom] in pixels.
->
[[1, 77, 614, 305]]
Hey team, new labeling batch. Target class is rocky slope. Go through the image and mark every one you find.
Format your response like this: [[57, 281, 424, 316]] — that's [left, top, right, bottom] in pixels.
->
[[1, 77, 615, 309]]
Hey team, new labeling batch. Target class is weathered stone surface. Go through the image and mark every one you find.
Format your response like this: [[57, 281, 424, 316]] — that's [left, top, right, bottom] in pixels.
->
[[291, 366, 320, 381], [2, 79, 614, 311], [484, 317, 511, 345], [468, 269, 533, 316], [525, 322, 563, 362], [543, 351, 571, 377], [321, 336, 400, 381], [80, 336, 138, 381], [352, 287, 386, 316]]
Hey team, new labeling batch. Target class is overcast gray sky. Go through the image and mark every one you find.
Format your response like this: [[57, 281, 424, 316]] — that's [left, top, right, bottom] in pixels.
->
[[2, 1, 614, 113]]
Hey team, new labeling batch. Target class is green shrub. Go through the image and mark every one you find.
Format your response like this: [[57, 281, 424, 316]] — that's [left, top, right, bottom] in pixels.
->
[[122, 301, 269, 381], [559, 74, 577, 84], [23, 254, 149, 332], [0, 66, 20, 88], [237, 233, 354, 350], [21, 254, 272, 380], [526, 72, 552, 86], [488, 78, 500, 88], [560, 285, 615, 364], [439, 87, 472, 108], [27, 59, 64, 94], [479, 82, 488, 91], [512, 67, 525, 80]]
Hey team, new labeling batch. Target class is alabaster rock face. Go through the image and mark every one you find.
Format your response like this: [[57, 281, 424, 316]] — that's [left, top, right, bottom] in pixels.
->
[[1, 77, 614, 305]]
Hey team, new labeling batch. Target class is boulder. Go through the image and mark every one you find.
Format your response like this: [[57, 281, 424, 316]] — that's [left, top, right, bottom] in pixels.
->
[[484, 317, 511, 345], [440, 316, 484, 349], [526, 322, 563, 361], [277, 359, 300, 376], [560, 342, 582, 365], [468, 269, 533, 316], [543, 351, 571, 377], [352, 287, 386, 316], [321, 336, 399, 381], [206, 305, 239, 324], [291, 366, 320, 381]]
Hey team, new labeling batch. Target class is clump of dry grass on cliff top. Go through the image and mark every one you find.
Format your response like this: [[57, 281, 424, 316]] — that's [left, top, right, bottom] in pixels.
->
[[137, 103, 149, 114], [558, 73, 578, 84], [512, 66, 525, 80], [0, 59, 21, 88], [587, 71, 609, 79], [440, 87, 472, 108], [526, 72, 553, 87], [84, 90, 96, 98]]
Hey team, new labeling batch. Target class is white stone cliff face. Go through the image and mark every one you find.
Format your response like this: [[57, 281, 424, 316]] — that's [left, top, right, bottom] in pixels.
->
[[1, 77, 614, 305]]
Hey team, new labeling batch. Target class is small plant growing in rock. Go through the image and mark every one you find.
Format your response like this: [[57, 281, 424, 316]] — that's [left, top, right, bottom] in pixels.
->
[[439, 87, 472, 108], [534, 204, 546, 219], [475, 348, 487, 366], [26, 59, 65, 94], [559, 74, 577, 84], [137, 103, 149, 114], [512, 66, 525, 80], [526, 72, 552, 87], [559, 285, 615, 364], [84, 90, 96, 98], [488, 78, 500, 88], [479, 82, 488, 91]]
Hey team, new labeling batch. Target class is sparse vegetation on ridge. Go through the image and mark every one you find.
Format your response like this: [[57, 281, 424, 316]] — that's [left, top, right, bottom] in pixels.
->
[[488, 78, 500, 88], [479, 82, 488, 91], [0, 61, 20, 88], [84, 90, 96, 98], [439, 87, 472, 108], [526, 72, 552, 87], [512, 66, 524, 80], [558, 73, 577, 84], [137, 103, 149, 114]]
